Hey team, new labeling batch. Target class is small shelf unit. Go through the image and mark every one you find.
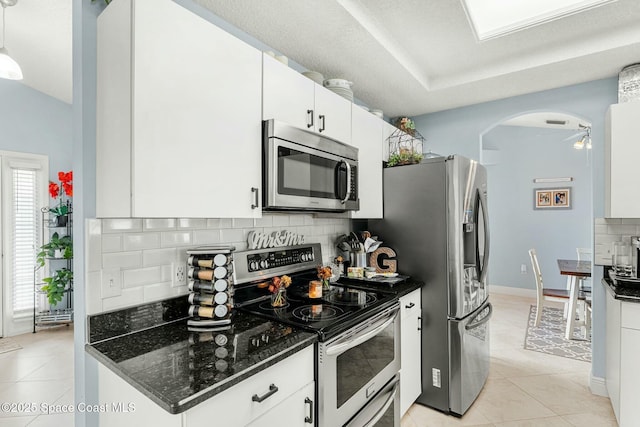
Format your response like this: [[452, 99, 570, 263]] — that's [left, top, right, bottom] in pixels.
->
[[33, 206, 73, 332]]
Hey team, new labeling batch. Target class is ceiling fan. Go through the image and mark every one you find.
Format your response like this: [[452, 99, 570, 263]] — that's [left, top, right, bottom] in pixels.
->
[[562, 123, 592, 150]]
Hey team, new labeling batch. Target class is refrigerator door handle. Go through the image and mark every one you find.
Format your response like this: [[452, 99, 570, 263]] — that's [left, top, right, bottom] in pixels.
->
[[477, 190, 490, 284], [465, 301, 492, 330]]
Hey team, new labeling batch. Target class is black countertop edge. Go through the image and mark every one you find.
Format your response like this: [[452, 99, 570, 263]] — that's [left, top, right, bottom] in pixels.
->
[[174, 338, 315, 411], [602, 278, 640, 303], [335, 277, 423, 297], [85, 317, 317, 415]]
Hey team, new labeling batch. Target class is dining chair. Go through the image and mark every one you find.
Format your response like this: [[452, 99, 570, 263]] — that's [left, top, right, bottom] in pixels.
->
[[528, 248, 587, 327]]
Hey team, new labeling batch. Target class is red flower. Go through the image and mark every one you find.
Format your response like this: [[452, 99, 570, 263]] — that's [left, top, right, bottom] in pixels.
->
[[49, 182, 59, 199], [58, 171, 72, 184], [62, 182, 73, 197]]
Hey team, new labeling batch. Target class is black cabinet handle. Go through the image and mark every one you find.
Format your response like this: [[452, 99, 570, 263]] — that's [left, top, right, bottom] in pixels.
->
[[405, 302, 415, 309], [252, 384, 278, 403], [319, 114, 326, 132], [307, 109, 314, 128], [251, 187, 259, 209], [418, 316, 422, 331], [304, 397, 314, 424]]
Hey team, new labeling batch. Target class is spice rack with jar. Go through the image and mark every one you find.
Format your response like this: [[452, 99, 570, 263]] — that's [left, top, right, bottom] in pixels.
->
[[187, 245, 236, 328]]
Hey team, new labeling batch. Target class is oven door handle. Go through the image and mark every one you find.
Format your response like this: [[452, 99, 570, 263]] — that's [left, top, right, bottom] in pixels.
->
[[326, 308, 399, 356], [363, 379, 398, 427], [345, 376, 399, 427]]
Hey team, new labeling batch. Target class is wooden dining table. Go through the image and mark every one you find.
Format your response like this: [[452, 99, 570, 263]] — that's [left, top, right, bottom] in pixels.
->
[[557, 259, 591, 339]]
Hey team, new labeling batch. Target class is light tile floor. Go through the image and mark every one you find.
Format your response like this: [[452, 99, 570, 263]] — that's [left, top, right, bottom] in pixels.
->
[[401, 293, 618, 427], [0, 326, 74, 427]]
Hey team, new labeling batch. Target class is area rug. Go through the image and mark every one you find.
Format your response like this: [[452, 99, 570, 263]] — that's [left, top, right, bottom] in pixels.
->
[[524, 305, 591, 362], [0, 337, 22, 355]]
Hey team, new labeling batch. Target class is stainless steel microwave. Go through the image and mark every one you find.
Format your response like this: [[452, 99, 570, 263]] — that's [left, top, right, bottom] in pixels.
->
[[263, 119, 359, 212]]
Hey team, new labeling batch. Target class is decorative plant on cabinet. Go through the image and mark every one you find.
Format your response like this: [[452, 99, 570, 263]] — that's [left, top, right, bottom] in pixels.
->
[[33, 171, 74, 331], [386, 117, 425, 167]]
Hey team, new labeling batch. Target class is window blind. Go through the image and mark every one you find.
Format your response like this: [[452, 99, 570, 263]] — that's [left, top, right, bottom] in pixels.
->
[[11, 168, 40, 313]]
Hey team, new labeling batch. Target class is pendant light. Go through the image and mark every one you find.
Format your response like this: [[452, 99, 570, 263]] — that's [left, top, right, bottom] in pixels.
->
[[0, 0, 22, 81]]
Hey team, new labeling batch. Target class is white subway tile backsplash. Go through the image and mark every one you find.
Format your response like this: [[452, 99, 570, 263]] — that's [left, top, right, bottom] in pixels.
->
[[233, 218, 254, 228], [143, 248, 177, 266], [161, 231, 192, 247], [272, 215, 290, 226], [123, 266, 163, 288], [608, 225, 637, 235], [254, 216, 273, 227], [101, 269, 122, 298], [594, 225, 608, 235], [85, 271, 103, 315], [86, 221, 102, 273], [220, 228, 245, 243], [143, 282, 188, 302], [143, 218, 176, 230], [102, 218, 143, 233], [289, 215, 305, 226], [102, 235, 122, 253], [102, 287, 144, 311], [193, 229, 221, 245], [123, 233, 161, 251], [621, 219, 640, 225], [87, 214, 352, 314], [177, 218, 207, 229], [103, 251, 143, 269]]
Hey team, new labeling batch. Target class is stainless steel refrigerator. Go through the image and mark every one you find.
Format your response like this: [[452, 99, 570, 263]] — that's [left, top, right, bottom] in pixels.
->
[[370, 155, 492, 416]]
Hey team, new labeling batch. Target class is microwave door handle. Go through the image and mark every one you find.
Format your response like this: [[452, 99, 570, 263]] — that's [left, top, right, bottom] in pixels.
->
[[326, 308, 398, 356], [340, 160, 351, 205]]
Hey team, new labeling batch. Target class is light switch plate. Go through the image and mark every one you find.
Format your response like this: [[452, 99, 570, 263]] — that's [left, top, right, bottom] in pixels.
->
[[101, 268, 122, 298]]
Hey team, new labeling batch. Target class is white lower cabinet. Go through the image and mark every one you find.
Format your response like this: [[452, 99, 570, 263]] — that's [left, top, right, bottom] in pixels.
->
[[247, 382, 315, 427], [399, 289, 422, 416], [605, 287, 640, 426], [97, 345, 314, 426]]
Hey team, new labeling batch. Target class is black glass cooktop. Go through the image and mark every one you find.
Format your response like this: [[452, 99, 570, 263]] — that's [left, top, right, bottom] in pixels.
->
[[238, 280, 396, 341]]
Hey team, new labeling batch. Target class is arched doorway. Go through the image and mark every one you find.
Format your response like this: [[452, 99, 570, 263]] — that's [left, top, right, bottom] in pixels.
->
[[479, 111, 594, 295]]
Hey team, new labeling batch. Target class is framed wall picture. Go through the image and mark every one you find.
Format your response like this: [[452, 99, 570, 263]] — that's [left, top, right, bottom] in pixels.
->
[[534, 187, 571, 210]]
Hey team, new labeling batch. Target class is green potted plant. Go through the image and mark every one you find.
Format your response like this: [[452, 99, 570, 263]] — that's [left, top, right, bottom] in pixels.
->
[[41, 268, 73, 306], [48, 171, 73, 227], [36, 232, 73, 267]]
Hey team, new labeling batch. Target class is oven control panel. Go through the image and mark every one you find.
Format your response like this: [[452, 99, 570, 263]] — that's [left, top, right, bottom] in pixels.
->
[[246, 246, 315, 272]]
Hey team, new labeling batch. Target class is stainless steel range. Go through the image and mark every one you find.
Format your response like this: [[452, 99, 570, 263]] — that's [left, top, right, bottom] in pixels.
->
[[233, 243, 401, 427]]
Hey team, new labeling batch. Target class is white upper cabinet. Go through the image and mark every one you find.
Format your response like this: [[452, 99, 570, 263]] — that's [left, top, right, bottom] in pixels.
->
[[606, 101, 640, 218], [351, 106, 383, 219], [262, 54, 352, 144], [97, 0, 263, 218]]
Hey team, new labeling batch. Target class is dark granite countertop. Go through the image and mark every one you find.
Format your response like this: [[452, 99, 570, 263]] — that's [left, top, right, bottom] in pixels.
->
[[602, 278, 640, 303], [86, 311, 316, 414], [335, 276, 423, 297]]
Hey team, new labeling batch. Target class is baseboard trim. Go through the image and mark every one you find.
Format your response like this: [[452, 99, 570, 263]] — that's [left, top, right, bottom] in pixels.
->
[[490, 285, 536, 298], [589, 373, 608, 397]]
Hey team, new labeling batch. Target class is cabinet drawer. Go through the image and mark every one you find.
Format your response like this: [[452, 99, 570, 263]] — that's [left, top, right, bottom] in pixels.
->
[[185, 345, 314, 426], [621, 302, 640, 330], [400, 289, 421, 320]]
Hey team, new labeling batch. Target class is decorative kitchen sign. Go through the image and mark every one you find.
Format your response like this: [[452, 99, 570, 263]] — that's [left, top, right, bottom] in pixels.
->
[[534, 187, 572, 210], [369, 247, 398, 273], [247, 230, 305, 250]]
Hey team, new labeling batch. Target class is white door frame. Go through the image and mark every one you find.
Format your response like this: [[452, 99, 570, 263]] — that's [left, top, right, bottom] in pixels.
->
[[0, 151, 48, 337]]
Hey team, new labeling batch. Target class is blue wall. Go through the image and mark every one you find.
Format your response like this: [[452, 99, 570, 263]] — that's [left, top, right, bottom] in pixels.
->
[[0, 79, 72, 176], [484, 125, 592, 290], [413, 77, 618, 382]]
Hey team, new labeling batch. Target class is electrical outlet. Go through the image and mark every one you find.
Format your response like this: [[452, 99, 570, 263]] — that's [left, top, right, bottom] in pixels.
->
[[521, 264, 527, 274], [172, 263, 186, 287]]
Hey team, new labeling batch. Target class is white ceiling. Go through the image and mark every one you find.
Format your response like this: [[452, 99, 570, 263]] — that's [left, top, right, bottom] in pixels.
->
[[5, 0, 640, 114], [2, 0, 72, 104], [193, 0, 640, 117]]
